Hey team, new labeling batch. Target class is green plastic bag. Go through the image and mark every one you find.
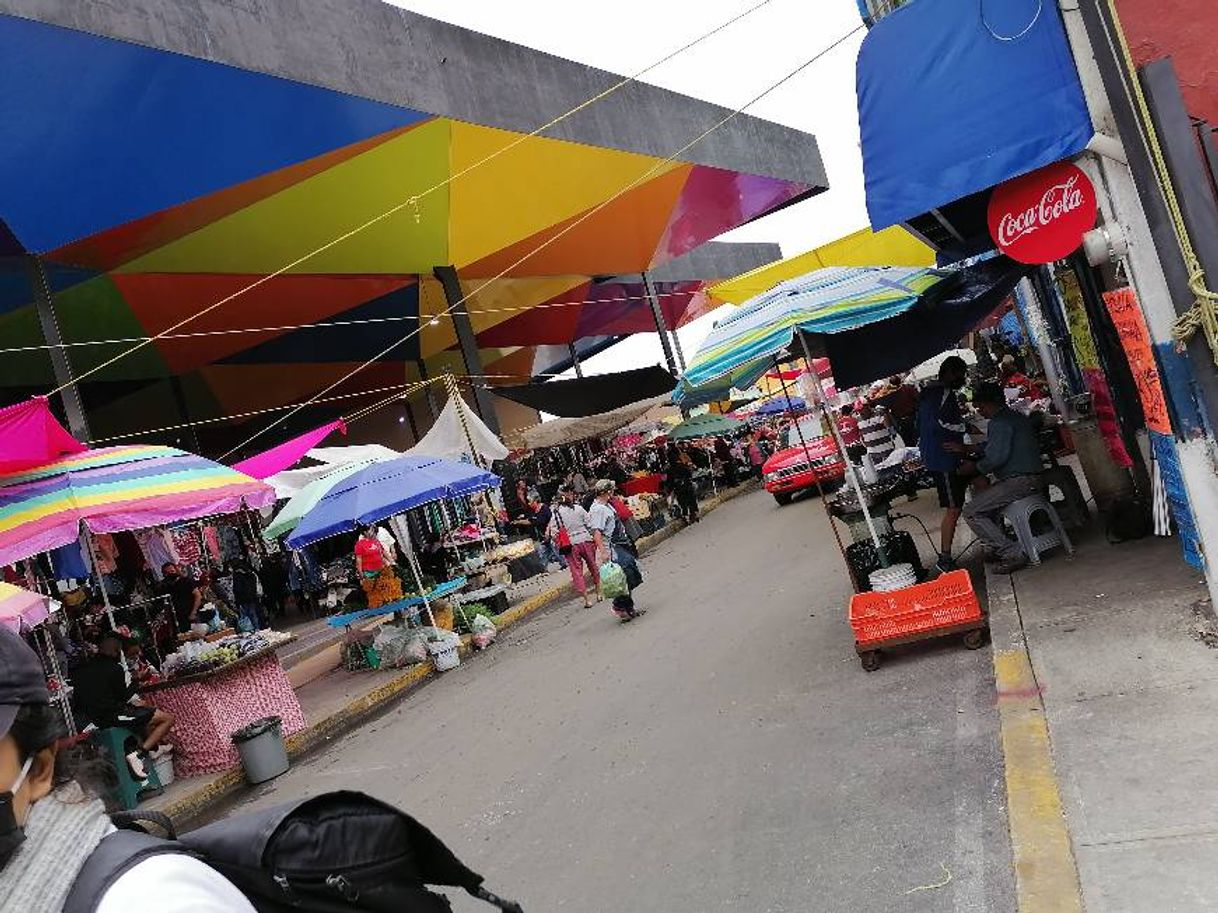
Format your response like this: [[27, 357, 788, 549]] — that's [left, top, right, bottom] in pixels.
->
[[599, 561, 629, 598]]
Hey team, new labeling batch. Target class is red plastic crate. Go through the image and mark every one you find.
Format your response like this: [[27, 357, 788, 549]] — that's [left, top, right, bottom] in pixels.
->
[[848, 569, 981, 646]]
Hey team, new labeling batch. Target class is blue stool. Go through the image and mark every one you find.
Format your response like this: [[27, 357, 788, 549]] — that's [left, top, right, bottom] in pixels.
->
[[93, 726, 162, 810]]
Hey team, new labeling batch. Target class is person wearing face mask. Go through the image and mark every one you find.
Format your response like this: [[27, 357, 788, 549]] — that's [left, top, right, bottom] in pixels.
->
[[0, 625, 255, 912]]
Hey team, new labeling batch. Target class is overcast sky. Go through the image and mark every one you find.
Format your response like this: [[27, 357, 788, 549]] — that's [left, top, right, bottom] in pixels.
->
[[387, 0, 870, 376]]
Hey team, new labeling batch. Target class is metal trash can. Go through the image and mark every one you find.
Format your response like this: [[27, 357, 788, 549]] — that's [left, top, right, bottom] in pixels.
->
[[231, 715, 289, 784]]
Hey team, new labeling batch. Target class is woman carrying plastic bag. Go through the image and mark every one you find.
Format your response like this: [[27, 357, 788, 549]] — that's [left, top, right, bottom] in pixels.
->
[[589, 480, 645, 621]]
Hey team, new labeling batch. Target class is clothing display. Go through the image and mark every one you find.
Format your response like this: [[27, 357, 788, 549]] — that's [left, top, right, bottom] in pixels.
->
[[169, 527, 202, 566], [135, 529, 176, 579], [92, 533, 118, 575], [49, 541, 89, 581]]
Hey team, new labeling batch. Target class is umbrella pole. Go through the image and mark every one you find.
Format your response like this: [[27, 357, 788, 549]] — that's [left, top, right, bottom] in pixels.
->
[[83, 524, 130, 673], [771, 357, 850, 565], [795, 335, 888, 564]]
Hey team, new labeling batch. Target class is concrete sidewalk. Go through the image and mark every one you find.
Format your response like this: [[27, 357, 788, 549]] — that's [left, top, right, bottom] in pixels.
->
[[147, 481, 758, 826], [988, 529, 1217, 912]]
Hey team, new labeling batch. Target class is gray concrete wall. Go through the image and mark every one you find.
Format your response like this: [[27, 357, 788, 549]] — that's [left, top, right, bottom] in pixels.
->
[[1, 0, 826, 187]]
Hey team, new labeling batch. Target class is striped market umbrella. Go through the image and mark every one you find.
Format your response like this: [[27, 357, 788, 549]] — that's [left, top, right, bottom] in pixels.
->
[[674, 266, 945, 406], [669, 413, 742, 441], [0, 445, 275, 567]]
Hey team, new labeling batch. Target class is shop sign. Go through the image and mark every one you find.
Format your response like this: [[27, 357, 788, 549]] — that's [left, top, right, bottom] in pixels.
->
[[987, 161, 1097, 264]]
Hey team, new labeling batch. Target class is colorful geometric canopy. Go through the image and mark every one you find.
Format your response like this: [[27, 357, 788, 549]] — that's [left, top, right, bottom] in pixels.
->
[[674, 266, 945, 405], [0, 14, 814, 444], [0, 445, 275, 566]]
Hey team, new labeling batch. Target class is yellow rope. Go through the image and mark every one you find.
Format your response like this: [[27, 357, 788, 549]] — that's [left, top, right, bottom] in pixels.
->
[[1103, 0, 1218, 360]]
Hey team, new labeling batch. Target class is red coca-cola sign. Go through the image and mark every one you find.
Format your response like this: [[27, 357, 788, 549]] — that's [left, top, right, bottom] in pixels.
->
[[987, 161, 1098, 264]]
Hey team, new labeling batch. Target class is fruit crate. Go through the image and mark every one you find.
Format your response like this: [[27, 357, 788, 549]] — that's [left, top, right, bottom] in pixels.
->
[[848, 570, 984, 670]]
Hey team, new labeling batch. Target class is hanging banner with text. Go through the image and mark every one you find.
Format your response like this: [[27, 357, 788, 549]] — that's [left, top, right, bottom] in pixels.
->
[[1101, 287, 1172, 435]]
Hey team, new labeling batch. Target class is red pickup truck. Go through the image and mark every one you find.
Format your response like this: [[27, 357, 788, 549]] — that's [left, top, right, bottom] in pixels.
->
[[762, 418, 847, 505]]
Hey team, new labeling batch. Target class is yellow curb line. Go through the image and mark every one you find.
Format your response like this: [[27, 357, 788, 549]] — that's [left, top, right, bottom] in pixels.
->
[[162, 481, 758, 825], [990, 587, 1084, 912]]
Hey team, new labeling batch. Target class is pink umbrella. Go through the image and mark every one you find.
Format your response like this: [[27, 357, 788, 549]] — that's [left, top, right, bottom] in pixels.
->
[[0, 581, 56, 633]]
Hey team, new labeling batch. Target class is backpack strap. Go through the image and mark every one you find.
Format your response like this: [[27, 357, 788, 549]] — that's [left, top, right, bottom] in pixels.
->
[[63, 829, 197, 913]]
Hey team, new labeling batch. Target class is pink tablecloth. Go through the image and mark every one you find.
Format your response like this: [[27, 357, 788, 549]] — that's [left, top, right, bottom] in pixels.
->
[[144, 653, 305, 777]]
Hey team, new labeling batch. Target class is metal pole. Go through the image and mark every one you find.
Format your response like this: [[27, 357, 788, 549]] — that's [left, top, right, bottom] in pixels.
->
[[416, 361, 439, 419], [772, 356, 851, 563], [568, 343, 584, 378], [797, 333, 887, 559], [28, 256, 90, 442], [433, 265, 501, 432], [641, 271, 679, 377], [82, 524, 129, 674], [670, 325, 688, 372]]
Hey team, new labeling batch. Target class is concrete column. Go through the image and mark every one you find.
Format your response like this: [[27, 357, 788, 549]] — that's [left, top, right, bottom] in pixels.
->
[[433, 265, 500, 433], [1064, 0, 1218, 606], [415, 358, 439, 419], [27, 256, 90, 441], [641, 271, 679, 377]]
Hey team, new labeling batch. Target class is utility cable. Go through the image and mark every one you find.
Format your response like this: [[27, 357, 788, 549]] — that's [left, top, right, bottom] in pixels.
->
[[219, 24, 864, 461], [43, 0, 780, 398], [0, 289, 708, 356]]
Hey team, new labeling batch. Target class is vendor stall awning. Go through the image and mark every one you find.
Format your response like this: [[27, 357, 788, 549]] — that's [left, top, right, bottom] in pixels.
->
[[0, 444, 275, 566], [676, 266, 944, 404], [675, 258, 1028, 405], [0, 582, 56, 633], [0, 397, 86, 473], [285, 456, 500, 549], [493, 366, 676, 418], [857, 0, 1093, 230]]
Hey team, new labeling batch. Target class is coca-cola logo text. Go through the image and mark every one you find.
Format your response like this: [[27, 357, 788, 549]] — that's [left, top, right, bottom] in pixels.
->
[[987, 162, 1097, 264]]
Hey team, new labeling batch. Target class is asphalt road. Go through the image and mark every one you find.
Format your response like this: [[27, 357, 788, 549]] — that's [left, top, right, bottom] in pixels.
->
[[221, 488, 1015, 912]]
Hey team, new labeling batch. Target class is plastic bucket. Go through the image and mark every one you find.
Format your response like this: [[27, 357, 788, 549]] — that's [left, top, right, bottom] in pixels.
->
[[427, 640, 460, 672], [152, 751, 175, 787], [231, 716, 289, 784]]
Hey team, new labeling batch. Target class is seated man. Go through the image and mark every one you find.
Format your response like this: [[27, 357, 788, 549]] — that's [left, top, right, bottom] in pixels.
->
[[73, 632, 175, 779], [951, 382, 1046, 573]]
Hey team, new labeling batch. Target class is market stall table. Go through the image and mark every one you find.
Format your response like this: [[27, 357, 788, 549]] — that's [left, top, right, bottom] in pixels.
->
[[140, 637, 302, 777], [324, 577, 468, 628]]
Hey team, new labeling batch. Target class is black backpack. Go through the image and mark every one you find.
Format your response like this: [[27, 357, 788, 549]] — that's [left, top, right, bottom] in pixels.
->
[[64, 791, 522, 913]]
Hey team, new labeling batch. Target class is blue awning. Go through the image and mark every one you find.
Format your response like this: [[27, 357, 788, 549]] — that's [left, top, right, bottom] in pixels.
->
[[857, 0, 1093, 231]]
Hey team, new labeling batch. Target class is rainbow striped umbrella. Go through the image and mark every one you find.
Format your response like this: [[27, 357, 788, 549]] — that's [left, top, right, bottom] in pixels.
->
[[0, 581, 56, 633], [0, 445, 276, 567]]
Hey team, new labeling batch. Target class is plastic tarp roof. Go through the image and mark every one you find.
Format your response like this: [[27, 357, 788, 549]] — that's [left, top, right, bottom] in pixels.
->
[[857, 0, 1092, 230], [509, 394, 673, 450], [409, 393, 508, 464], [493, 366, 676, 418]]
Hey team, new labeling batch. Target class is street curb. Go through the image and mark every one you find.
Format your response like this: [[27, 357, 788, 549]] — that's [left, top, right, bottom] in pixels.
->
[[160, 481, 758, 826], [985, 567, 1084, 913]]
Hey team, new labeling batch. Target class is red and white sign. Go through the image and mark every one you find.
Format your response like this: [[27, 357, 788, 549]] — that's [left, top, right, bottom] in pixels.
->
[[987, 161, 1098, 264]]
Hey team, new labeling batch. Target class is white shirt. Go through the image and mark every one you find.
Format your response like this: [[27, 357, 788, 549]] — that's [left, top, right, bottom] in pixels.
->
[[375, 526, 398, 561], [549, 503, 593, 544], [97, 854, 256, 913]]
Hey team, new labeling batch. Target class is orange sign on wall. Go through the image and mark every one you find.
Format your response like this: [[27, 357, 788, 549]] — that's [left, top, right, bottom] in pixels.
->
[[1102, 287, 1172, 435]]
